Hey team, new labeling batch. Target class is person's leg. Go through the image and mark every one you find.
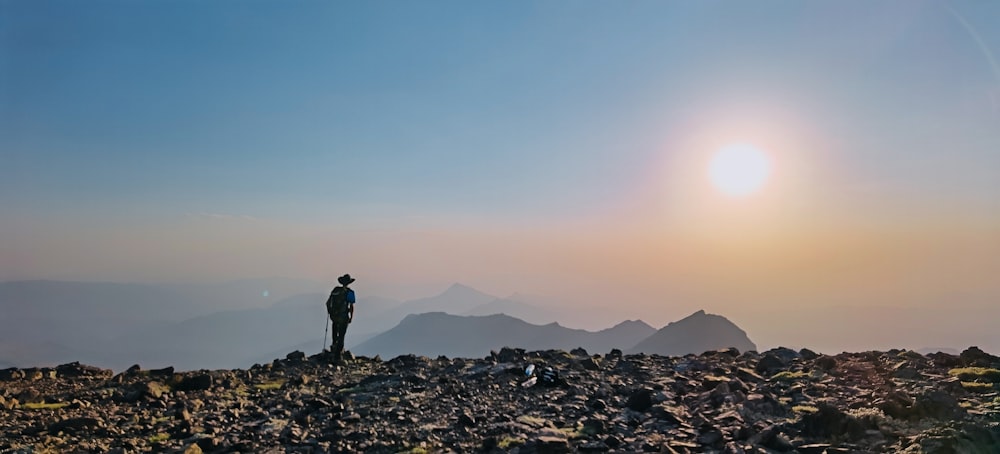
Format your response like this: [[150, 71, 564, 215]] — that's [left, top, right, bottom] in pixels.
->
[[334, 320, 348, 359], [330, 320, 341, 352]]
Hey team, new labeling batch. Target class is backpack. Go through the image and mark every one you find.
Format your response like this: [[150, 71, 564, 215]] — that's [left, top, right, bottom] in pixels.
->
[[326, 287, 350, 320]]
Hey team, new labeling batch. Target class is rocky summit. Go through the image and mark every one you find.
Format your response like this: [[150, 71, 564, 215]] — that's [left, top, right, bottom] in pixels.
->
[[1, 347, 999, 453]]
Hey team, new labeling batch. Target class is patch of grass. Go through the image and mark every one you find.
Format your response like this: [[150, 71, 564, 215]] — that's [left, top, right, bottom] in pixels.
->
[[961, 381, 995, 393], [949, 367, 1000, 383], [148, 433, 169, 444], [21, 402, 68, 410], [397, 448, 428, 454], [771, 371, 808, 381], [252, 379, 286, 390], [498, 436, 525, 449], [576, 424, 599, 437], [792, 405, 819, 414]]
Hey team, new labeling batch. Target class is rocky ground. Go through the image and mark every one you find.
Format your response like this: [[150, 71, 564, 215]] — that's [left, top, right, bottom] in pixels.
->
[[1, 346, 999, 453]]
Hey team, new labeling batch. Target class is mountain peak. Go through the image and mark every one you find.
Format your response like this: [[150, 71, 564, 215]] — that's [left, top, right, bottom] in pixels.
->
[[610, 319, 655, 331], [441, 283, 486, 297], [628, 311, 756, 355]]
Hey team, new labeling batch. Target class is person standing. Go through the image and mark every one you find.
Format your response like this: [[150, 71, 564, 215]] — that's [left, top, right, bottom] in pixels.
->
[[325, 274, 356, 362]]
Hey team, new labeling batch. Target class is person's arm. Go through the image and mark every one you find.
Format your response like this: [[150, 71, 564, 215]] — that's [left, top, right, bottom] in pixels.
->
[[347, 289, 356, 322]]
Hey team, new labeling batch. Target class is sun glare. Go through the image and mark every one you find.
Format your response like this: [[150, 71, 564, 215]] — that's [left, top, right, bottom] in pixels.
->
[[708, 143, 771, 197]]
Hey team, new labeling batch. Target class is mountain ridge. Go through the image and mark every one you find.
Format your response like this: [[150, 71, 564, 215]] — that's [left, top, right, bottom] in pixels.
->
[[353, 310, 749, 359]]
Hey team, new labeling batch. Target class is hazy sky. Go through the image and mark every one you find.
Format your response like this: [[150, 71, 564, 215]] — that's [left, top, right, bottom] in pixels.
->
[[3, 1, 1000, 348]]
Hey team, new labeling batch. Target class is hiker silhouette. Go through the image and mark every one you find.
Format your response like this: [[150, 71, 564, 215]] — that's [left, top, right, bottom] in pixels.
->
[[325, 274, 356, 362]]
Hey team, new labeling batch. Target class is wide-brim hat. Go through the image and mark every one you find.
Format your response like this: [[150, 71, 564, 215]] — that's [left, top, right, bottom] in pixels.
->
[[338, 274, 356, 285]]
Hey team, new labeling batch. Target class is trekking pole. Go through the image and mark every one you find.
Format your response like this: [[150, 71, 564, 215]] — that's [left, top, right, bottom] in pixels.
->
[[322, 317, 329, 353]]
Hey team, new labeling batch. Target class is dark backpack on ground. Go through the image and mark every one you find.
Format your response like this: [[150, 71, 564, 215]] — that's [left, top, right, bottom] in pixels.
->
[[327, 287, 350, 320]]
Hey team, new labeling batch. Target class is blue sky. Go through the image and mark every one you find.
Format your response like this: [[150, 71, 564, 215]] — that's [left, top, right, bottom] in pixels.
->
[[2, 0, 999, 334], [6, 1, 996, 224]]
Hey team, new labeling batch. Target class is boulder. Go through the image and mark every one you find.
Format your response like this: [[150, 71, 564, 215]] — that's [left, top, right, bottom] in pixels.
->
[[960, 346, 999, 367], [48, 417, 103, 435], [625, 388, 653, 412], [56, 362, 113, 379], [754, 354, 785, 374], [814, 355, 838, 371], [580, 357, 601, 371], [175, 373, 214, 392], [800, 403, 869, 440], [912, 390, 966, 421], [0, 368, 25, 381]]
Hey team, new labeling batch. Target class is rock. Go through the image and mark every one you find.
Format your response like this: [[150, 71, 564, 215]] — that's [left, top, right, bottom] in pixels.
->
[[815, 355, 838, 371], [735, 367, 764, 383], [176, 373, 214, 392], [625, 388, 653, 412], [527, 435, 571, 453], [49, 417, 103, 434], [0, 347, 995, 453], [286, 350, 306, 362], [0, 367, 25, 381], [55, 362, 113, 378], [16, 388, 43, 404], [3, 396, 20, 409], [697, 425, 724, 447], [149, 366, 175, 377], [457, 412, 476, 427], [960, 346, 999, 367], [912, 390, 966, 421], [928, 351, 962, 368], [587, 397, 607, 411], [141, 381, 170, 399], [494, 347, 524, 363], [580, 357, 601, 371], [650, 404, 685, 425], [799, 348, 819, 360], [765, 347, 801, 362], [800, 403, 869, 440], [754, 354, 785, 374], [796, 443, 833, 454], [702, 375, 728, 390], [744, 393, 784, 416], [581, 418, 606, 435], [22, 368, 43, 380], [915, 422, 1000, 453], [578, 441, 610, 452], [891, 362, 922, 380]]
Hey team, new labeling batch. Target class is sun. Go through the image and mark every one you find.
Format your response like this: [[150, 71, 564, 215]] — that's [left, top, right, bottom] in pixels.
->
[[708, 143, 771, 197]]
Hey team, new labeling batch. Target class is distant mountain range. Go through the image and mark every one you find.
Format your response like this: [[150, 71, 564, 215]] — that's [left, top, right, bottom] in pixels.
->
[[353, 310, 753, 359], [353, 313, 657, 358], [1, 279, 756, 371]]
